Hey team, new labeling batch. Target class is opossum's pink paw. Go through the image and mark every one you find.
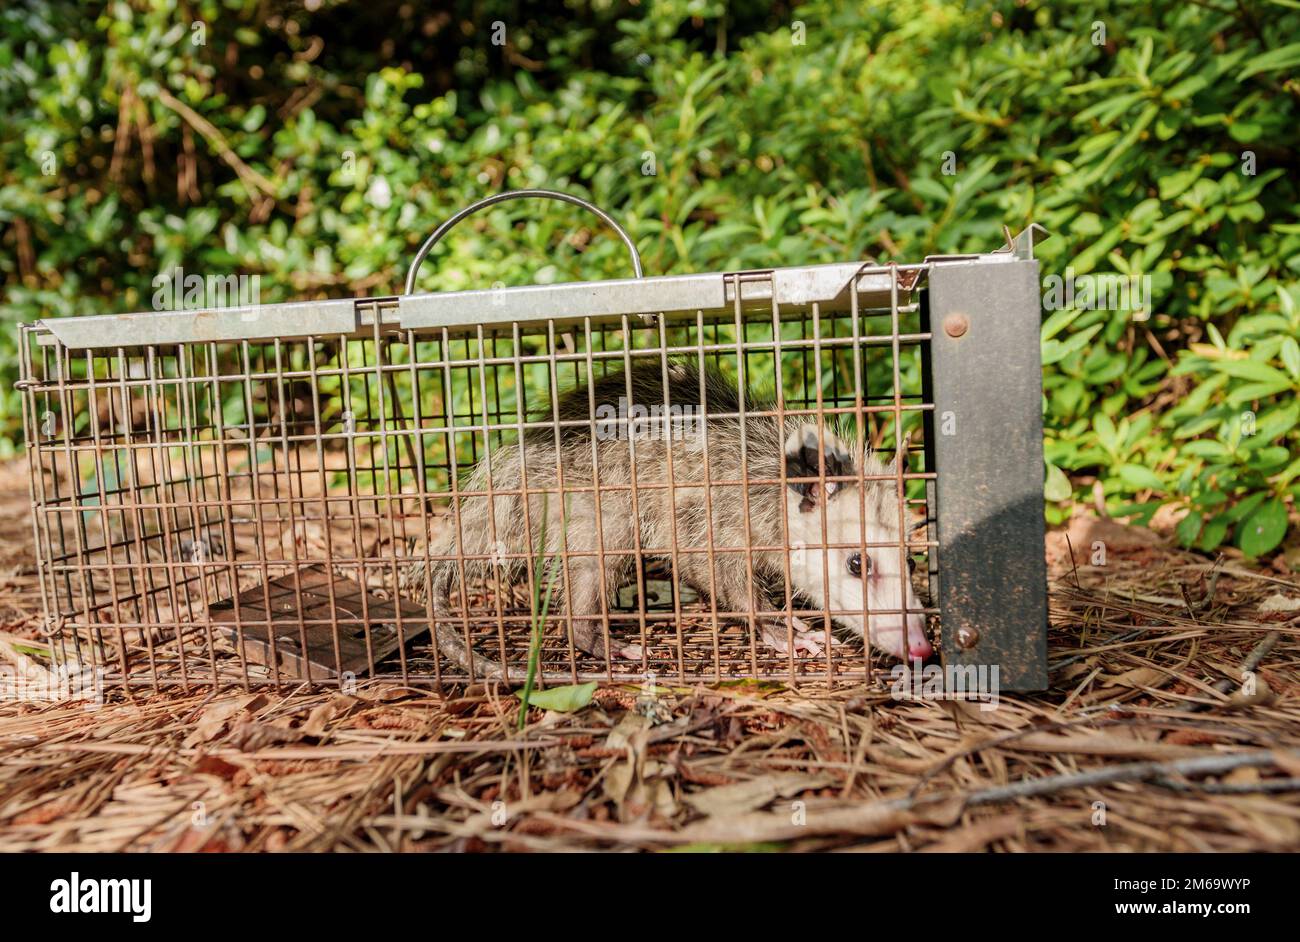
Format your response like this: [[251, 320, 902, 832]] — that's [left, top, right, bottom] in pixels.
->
[[615, 643, 645, 661], [790, 617, 848, 646], [760, 624, 822, 658], [791, 635, 823, 657]]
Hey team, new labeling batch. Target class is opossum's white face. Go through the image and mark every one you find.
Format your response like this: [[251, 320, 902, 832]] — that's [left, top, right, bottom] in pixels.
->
[[784, 426, 932, 662]]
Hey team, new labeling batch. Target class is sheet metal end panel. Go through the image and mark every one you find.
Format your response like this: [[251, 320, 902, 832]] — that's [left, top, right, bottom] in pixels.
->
[[38, 298, 360, 350], [928, 258, 1049, 692]]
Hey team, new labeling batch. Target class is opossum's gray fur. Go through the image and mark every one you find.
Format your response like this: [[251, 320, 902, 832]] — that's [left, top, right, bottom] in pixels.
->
[[406, 359, 899, 678]]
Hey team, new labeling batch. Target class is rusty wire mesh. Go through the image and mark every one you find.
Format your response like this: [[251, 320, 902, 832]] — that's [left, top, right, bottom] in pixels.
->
[[19, 262, 937, 689]]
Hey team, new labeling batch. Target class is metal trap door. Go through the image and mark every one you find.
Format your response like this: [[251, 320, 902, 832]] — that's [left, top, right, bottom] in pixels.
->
[[922, 249, 1049, 691], [210, 564, 428, 682]]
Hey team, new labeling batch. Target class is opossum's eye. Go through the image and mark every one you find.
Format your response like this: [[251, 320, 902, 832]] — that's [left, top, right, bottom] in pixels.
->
[[847, 553, 871, 578]]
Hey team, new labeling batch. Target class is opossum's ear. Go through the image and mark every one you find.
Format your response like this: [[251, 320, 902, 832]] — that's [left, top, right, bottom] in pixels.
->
[[784, 424, 855, 513]]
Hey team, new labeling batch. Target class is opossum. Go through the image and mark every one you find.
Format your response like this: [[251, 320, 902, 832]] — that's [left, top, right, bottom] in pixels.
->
[[407, 360, 932, 678]]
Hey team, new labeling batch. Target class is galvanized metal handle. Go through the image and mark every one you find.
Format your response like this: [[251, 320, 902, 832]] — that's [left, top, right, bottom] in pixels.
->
[[404, 189, 644, 295]]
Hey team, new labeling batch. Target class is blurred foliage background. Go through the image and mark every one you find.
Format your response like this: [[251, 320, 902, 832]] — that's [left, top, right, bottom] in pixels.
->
[[1, 0, 1299, 558]]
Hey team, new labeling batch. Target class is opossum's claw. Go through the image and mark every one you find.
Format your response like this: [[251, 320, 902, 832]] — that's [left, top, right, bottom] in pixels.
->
[[790, 635, 822, 657], [616, 643, 645, 661]]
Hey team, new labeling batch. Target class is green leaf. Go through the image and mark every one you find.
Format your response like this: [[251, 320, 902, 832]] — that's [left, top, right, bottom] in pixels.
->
[[516, 682, 598, 713], [1245, 402, 1300, 445], [1117, 464, 1164, 492], [1238, 498, 1288, 558], [1181, 439, 1231, 460], [1210, 359, 1293, 386], [1044, 461, 1072, 502], [1239, 42, 1300, 80], [1041, 323, 1104, 366], [1226, 380, 1293, 407], [1176, 511, 1203, 548], [1277, 455, 1300, 488], [1198, 515, 1229, 552], [1157, 167, 1201, 201], [242, 104, 267, 132], [1282, 338, 1300, 380], [1040, 303, 1089, 343], [1246, 446, 1289, 471], [1226, 491, 1268, 523], [1093, 412, 1118, 450], [909, 177, 951, 204]]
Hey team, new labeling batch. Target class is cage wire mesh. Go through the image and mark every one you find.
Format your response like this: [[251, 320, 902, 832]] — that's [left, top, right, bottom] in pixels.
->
[[18, 193, 1048, 691]]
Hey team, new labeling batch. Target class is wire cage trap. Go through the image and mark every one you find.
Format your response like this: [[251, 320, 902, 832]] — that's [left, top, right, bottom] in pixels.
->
[[18, 191, 1049, 691]]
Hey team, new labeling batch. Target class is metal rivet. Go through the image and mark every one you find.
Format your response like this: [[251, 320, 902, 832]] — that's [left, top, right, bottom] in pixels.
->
[[943, 314, 969, 338], [955, 625, 980, 650]]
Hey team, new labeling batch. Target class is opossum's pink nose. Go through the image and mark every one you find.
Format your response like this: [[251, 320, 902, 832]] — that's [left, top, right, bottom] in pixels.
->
[[870, 614, 932, 662], [906, 613, 933, 661]]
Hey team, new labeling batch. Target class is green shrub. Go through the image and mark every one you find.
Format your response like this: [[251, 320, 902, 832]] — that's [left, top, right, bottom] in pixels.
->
[[2, 0, 1297, 553]]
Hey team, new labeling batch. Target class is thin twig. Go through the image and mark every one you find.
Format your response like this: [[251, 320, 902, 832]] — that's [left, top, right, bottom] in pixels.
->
[[1152, 776, 1300, 795], [963, 749, 1290, 806], [1178, 629, 1281, 714], [155, 88, 278, 199]]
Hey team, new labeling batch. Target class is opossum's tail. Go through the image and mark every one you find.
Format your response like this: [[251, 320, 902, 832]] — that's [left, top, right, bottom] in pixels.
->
[[427, 556, 508, 681]]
